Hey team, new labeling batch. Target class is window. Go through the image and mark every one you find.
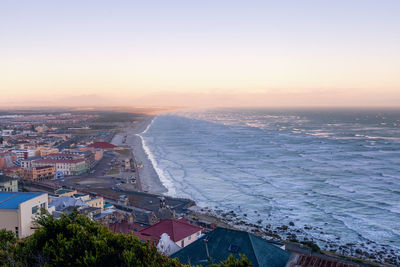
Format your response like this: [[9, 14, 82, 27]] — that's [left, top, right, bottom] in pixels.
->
[[32, 205, 38, 214], [40, 203, 46, 209], [15, 227, 18, 237], [181, 240, 184, 247], [188, 235, 191, 240]]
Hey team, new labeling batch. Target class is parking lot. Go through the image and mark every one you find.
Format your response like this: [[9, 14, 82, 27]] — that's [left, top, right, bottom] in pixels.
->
[[51, 150, 140, 191]]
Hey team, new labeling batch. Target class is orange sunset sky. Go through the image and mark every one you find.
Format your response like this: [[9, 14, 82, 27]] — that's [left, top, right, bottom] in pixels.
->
[[1, 0, 399, 108]]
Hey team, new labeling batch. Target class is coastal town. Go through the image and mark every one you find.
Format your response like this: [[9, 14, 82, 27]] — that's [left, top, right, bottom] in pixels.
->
[[0, 108, 397, 266]]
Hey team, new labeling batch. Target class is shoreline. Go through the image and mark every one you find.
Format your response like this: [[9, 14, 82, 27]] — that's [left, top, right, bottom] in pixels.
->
[[112, 115, 168, 195], [113, 115, 397, 266]]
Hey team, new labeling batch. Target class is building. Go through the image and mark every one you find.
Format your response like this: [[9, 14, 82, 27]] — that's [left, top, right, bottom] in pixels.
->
[[12, 149, 35, 160], [171, 227, 291, 267], [35, 147, 59, 157], [43, 151, 94, 172], [49, 193, 104, 219], [0, 192, 48, 238], [55, 189, 77, 197], [0, 175, 18, 192], [65, 150, 96, 170], [32, 158, 87, 176], [23, 165, 55, 181], [139, 218, 202, 248], [20, 156, 41, 169], [2, 166, 24, 179], [86, 197, 104, 210], [0, 152, 17, 170]]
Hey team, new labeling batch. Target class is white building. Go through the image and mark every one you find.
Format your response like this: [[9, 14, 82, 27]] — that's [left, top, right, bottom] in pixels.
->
[[0, 192, 48, 238], [12, 149, 35, 160], [0, 175, 18, 192]]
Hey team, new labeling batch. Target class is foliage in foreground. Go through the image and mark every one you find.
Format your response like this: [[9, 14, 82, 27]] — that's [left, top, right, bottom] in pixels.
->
[[209, 254, 252, 267], [0, 211, 251, 267]]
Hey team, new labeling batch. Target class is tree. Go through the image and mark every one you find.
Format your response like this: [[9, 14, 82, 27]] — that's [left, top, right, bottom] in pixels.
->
[[0, 229, 17, 266], [1, 211, 252, 267], [14, 210, 182, 267], [208, 254, 252, 267]]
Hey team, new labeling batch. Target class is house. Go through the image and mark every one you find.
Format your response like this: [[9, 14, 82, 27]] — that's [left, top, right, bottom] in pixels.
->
[[171, 227, 291, 267], [139, 218, 202, 248], [49, 193, 104, 217], [49, 195, 86, 211], [0, 175, 18, 192], [0, 192, 49, 238], [157, 233, 182, 256]]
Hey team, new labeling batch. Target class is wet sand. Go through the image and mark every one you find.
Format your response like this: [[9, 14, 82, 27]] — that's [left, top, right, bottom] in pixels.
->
[[112, 116, 167, 194]]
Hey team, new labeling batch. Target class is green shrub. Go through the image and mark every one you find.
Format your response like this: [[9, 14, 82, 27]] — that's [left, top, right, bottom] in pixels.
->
[[0, 211, 251, 267]]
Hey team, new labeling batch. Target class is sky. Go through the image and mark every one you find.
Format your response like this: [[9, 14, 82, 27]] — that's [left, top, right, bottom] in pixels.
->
[[1, 0, 399, 107]]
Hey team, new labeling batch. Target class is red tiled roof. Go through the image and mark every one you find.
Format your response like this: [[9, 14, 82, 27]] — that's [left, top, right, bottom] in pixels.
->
[[87, 142, 117, 149], [139, 218, 202, 243]]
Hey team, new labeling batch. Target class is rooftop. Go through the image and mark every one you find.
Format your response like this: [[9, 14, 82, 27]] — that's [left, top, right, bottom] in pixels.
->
[[87, 142, 117, 149], [139, 218, 202, 243], [0, 192, 46, 209], [55, 189, 75, 195], [171, 227, 291, 267]]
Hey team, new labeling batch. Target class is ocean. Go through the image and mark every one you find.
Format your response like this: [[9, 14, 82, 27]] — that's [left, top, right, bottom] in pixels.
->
[[140, 108, 400, 254]]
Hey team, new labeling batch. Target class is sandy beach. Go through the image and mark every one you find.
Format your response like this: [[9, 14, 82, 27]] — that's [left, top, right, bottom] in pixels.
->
[[112, 116, 167, 194]]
